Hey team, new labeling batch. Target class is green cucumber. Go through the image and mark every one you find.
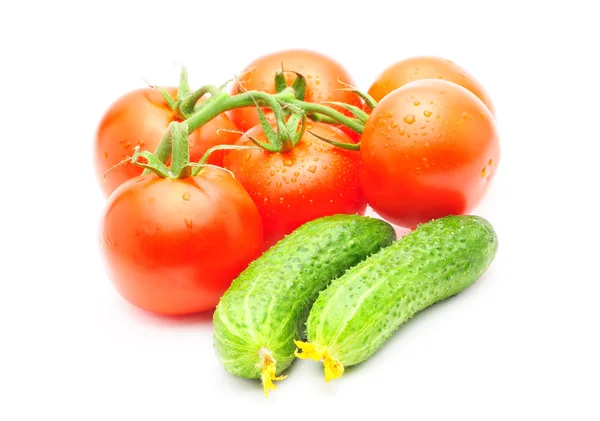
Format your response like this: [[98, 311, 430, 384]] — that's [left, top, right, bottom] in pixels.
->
[[295, 215, 498, 380], [212, 214, 396, 396]]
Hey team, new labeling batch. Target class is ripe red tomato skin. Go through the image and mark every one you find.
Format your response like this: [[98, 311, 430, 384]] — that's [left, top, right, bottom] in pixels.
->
[[368, 56, 496, 116], [360, 79, 500, 228], [228, 49, 362, 134], [100, 168, 263, 315], [223, 122, 366, 249], [94, 87, 239, 198]]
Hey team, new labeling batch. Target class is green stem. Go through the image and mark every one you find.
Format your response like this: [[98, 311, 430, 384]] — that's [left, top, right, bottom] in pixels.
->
[[143, 88, 365, 175], [290, 99, 364, 134], [309, 114, 338, 124], [142, 131, 171, 175], [307, 130, 361, 151], [131, 147, 172, 178], [169, 122, 191, 179], [177, 84, 223, 118]]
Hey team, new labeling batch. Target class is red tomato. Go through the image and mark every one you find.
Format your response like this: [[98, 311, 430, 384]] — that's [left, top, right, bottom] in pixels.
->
[[368, 56, 495, 116], [228, 49, 362, 134], [223, 122, 366, 248], [94, 88, 240, 197], [100, 167, 263, 315], [360, 79, 500, 228]]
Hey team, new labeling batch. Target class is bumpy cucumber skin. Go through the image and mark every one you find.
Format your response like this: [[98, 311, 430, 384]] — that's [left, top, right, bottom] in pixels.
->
[[213, 215, 396, 379], [305, 215, 498, 367]]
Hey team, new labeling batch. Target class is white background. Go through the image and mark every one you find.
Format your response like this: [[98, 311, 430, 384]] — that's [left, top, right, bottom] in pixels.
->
[[1, 1, 599, 419]]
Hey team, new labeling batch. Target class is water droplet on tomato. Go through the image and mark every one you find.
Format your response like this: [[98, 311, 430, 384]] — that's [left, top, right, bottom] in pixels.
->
[[270, 170, 275, 176], [291, 177, 297, 183], [403, 115, 416, 124], [244, 153, 251, 161], [182, 192, 191, 201], [184, 218, 193, 229], [462, 112, 470, 119], [283, 159, 293, 166], [103, 152, 108, 159], [481, 167, 487, 177], [489, 159, 493, 166], [398, 127, 406, 136], [322, 165, 328, 170], [413, 101, 420, 106], [385, 110, 394, 118], [309, 199, 314, 205], [293, 171, 300, 177], [423, 110, 432, 117], [390, 122, 398, 129], [422, 132, 427, 136], [315, 80, 321, 85], [313, 157, 319, 162], [279, 197, 285, 204], [308, 165, 317, 173], [437, 75, 444, 79], [276, 181, 282, 188], [435, 114, 440, 119]]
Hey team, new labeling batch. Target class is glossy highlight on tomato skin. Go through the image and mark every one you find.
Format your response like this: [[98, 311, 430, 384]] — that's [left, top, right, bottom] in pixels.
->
[[100, 168, 263, 315], [94, 87, 240, 198], [223, 122, 367, 249], [368, 56, 496, 116], [360, 79, 500, 228]]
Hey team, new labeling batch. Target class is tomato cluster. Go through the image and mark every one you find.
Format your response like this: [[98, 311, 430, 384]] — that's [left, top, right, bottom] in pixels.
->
[[94, 51, 499, 315]]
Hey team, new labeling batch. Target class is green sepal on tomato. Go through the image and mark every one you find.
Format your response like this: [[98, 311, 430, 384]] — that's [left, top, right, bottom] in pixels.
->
[[94, 86, 240, 198], [223, 121, 367, 249], [100, 123, 263, 315], [228, 49, 363, 142]]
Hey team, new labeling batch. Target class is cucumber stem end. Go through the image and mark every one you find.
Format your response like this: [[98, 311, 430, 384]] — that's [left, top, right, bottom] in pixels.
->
[[294, 341, 345, 382], [258, 348, 287, 398]]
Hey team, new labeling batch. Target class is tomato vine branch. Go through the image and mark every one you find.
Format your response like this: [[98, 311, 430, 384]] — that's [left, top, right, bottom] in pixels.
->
[[142, 71, 373, 175]]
